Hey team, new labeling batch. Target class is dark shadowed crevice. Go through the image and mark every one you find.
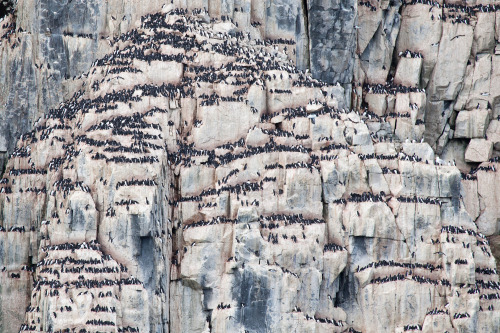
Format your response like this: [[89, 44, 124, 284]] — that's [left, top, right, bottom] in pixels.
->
[[301, 0, 310, 71], [390, 0, 406, 80], [206, 313, 212, 332], [0, 154, 6, 178], [138, 235, 154, 292]]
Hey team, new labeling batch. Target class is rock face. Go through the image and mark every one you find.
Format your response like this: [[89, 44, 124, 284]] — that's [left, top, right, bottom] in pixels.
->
[[465, 139, 493, 162], [22, 242, 149, 332], [0, 2, 500, 333], [0, 0, 311, 172]]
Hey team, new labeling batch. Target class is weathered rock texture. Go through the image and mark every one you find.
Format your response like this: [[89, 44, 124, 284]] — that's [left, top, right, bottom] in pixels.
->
[[0, 1, 500, 333]]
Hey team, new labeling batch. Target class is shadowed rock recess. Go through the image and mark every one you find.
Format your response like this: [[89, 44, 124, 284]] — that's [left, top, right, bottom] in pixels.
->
[[1, 1, 500, 333]]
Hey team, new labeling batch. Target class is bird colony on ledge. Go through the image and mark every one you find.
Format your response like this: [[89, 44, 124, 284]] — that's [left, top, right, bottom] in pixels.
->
[[0, 2, 499, 333]]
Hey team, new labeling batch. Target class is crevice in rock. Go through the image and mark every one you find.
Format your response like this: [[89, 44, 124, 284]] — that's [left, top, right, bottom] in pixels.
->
[[206, 312, 212, 332], [301, 0, 311, 71], [0, 152, 7, 178]]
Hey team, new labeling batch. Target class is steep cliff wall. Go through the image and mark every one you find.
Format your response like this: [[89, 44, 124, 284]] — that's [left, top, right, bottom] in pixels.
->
[[1, 1, 500, 333]]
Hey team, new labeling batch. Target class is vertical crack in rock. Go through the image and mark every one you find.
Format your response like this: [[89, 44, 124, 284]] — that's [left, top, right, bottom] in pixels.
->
[[300, 0, 311, 72]]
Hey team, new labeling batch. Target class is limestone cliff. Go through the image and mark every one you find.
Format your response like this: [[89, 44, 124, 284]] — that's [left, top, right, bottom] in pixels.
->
[[1, 1, 500, 333]]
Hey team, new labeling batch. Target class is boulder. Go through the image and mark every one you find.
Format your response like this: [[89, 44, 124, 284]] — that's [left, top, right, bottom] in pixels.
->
[[454, 110, 490, 138], [473, 12, 496, 55], [486, 120, 500, 150], [394, 57, 422, 87], [402, 142, 435, 163], [465, 139, 493, 162], [365, 93, 387, 116]]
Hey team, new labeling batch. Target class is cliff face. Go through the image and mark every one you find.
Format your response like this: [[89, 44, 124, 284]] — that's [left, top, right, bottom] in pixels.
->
[[1, 1, 500, 333]]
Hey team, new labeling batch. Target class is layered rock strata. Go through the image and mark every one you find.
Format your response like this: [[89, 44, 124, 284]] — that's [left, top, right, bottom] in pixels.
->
[[0, 6, 499, 333]]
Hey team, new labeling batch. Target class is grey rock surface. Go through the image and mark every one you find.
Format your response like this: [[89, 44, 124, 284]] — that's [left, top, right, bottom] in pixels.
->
[[1, 1, 500, 333]]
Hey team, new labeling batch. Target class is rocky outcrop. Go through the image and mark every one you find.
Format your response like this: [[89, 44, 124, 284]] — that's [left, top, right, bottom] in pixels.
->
[[1, 1, 500, 333], [19, 241, 149, 332], [0, 0, 312, 172], [351, 0, 500, 243], [0, 6, 499, 333]]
